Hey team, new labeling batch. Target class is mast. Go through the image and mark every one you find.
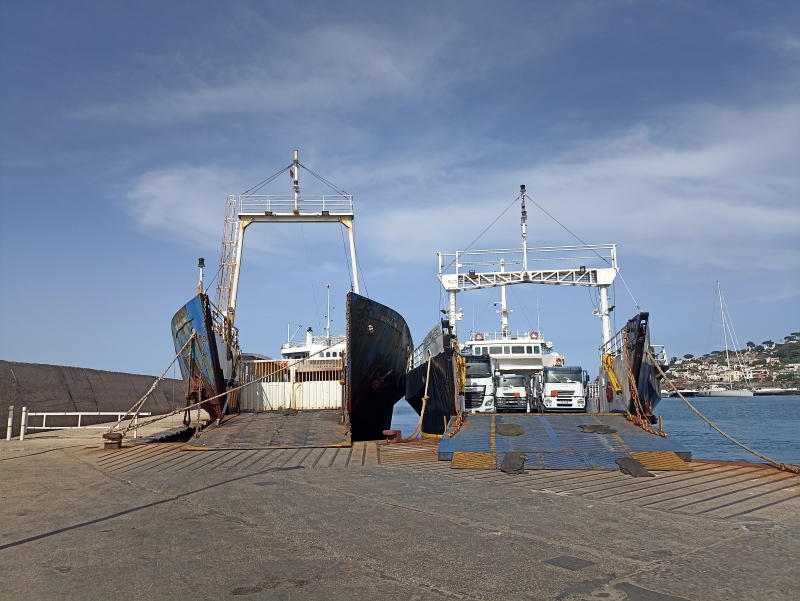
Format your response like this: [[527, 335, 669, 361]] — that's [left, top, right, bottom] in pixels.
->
[[292, 149, 300, 211], [520, 185, 528, 272], [325, 283, 331, 342], [495, 259, 511, 339], [719, 281, 732, 388]]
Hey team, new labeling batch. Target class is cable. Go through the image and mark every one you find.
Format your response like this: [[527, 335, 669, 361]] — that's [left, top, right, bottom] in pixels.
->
[[300, 224, 322, 331], [510, 286, 536, 333], [240, 165, 292, 196], [340, 224, 354, 292], [442, 193, 521, 273], [355, 249, 369, 298], [525, 193, 641, 310], [298, 163, 349, 195]]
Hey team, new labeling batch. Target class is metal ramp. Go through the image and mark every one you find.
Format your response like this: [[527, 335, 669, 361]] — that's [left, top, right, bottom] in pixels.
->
[[439, 414, 691, 470], [184, 410, 350, 450]]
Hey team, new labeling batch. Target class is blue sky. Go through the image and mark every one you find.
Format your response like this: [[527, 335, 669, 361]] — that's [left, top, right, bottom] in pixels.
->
[[1, 0, 798, 376]]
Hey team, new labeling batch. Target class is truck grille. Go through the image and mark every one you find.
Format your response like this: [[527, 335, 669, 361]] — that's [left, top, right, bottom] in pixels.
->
[[465, 387, 485, 409]]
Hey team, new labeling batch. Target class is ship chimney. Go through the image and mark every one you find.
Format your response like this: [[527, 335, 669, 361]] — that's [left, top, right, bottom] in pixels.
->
[[306, 327, 313, 347], [197, 257, 205, 294]]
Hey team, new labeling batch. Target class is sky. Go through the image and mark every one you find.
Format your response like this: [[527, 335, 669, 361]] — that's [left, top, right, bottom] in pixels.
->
[[1, 0, 799, 377]]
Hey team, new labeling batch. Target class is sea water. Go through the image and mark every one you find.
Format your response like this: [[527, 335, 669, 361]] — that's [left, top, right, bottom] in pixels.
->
[[655, 395, 800, 464], [391, 396, 800, 465]]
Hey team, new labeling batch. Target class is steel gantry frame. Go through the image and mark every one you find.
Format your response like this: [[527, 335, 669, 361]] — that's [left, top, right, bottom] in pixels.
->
[[437, 186, 618, 347], [216, 151, 360, 339]]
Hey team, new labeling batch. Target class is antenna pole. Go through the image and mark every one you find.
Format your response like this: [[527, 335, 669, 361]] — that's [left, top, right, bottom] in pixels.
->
[[325, 283, 331, 341], [293, 149, 300, 211], [520, 185, 528, 272]]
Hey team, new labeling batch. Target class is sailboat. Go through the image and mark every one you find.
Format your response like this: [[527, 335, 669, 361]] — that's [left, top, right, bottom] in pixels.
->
[[696, 282, 754, 397]]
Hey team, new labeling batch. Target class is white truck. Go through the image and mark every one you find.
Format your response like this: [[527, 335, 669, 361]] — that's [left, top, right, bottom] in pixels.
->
[[464, 354, 496, 413], [494, 373, 530, 413], [533, 366, 589, 412]]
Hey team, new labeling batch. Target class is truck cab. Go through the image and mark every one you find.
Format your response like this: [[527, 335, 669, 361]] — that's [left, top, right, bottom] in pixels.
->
[[534, 366, 588, 412], [495, 373, 529, 413], [464, 354, 495, 413]]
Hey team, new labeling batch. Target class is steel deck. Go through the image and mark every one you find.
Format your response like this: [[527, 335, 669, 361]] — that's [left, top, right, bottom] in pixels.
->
[[438, 413, 691, 469], [183, 410, 350, 450]]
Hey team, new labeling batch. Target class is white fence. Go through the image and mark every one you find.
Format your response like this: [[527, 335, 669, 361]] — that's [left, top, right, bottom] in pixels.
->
[[7, 407, 151, 441], [237, 359, 344, 411]]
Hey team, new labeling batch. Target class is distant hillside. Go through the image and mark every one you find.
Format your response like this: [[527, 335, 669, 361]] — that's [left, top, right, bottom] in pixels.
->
[[665, 332, 800, 389]]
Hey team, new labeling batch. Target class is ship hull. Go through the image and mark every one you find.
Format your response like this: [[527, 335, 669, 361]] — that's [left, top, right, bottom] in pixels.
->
[[171, 293, 227, 422], [346, 292, 413, 441], [600, 312, 663, 421], [405, 320, 458, 437]]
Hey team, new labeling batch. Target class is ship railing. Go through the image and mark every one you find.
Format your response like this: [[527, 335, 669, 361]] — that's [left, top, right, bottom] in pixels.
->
[[466, 331, 545, 343], [439, 244, 617, 275], [600, 326, 627, 358], [12, 410, 152, 441], [238, 195, 353, 216], [409, 344, 426, 371], [282, 335, 346, 349], [651, 345, 668, 366]]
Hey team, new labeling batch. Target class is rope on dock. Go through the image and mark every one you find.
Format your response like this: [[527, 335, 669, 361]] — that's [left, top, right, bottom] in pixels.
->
[[649, 350, 800, 475], [111, 340, 342, 437], [401, 350, 432, 442], [107, 333, 197, 435]]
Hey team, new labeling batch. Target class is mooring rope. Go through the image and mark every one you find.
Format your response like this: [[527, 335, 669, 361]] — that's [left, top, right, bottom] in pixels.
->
[[107, 333, 197, 434], [401, 351, 432, 442], [113, 340, 341, 436], [648, 350, 800, 475]]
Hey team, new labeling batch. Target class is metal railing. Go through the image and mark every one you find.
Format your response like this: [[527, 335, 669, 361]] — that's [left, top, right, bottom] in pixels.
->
[[238, 195, 353, 216], [466, 330, 545, 343], [8, 408, 152, 441], [439, 244, 617, 276]]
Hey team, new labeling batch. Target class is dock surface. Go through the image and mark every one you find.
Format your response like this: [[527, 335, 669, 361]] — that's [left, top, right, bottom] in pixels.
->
[[0, 429, 797, 600]]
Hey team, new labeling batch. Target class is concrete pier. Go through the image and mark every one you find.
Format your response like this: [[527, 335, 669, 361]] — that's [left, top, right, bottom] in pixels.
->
[[0, 429, 797, 600]]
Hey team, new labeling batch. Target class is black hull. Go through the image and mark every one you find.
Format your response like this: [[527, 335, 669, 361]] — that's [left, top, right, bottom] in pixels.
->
[[346, 292, 413, 441], [405, 349, 457, 436], [405, 320, 458, 437], [603, 312, 662, 422]]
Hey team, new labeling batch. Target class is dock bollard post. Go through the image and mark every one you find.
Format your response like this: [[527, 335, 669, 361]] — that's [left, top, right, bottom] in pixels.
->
[[5, 405, 13, 441], [19, 407, 28, 441]]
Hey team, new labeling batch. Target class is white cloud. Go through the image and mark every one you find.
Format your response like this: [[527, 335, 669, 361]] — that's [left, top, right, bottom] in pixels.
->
[[357, 104, 800, 274]]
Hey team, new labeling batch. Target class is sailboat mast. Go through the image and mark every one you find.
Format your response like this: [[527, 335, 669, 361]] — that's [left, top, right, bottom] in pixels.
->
[[718, 281, 732, 388]]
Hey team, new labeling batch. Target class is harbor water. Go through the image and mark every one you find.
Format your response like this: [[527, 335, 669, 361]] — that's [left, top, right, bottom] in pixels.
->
[[391, 396, 800, 465], [655, 395, 800, 465]]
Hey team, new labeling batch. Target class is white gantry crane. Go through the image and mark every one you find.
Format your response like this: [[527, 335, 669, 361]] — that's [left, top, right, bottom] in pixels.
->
[[214, 150, 360, 342], [437, 185, 618, 348]]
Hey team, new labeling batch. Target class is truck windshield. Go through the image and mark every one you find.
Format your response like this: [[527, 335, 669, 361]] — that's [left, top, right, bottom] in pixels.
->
[[466, 362, 492, 378], [499, 375, 526, 387], [545, 369, 583, 383]]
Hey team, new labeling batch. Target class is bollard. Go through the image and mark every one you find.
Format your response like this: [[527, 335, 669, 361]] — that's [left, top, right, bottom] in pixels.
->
[[6, 405, 13, 441], [102, 431, 123, 450], [19, 407, 28, 441]]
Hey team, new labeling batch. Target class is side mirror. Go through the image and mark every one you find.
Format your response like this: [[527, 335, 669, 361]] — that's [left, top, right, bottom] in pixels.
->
[[494, 371, 501, 378]]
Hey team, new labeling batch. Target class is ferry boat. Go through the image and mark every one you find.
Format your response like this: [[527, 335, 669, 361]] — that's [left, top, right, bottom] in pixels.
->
[[171, 151, 412, 441]]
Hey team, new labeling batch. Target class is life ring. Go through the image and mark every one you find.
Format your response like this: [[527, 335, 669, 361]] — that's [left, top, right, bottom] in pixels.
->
[[555, 356, 563, 366], [529, 331, 540, 340], [475, 332, 484, 341]]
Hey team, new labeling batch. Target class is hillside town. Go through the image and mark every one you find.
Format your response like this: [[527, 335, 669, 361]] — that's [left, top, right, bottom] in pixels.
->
[[665, 332, 800, 391]]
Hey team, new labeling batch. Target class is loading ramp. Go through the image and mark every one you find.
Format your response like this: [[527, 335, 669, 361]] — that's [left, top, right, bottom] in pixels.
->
[[184, 410, 350, 450], [439, 413, 691, 471]]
